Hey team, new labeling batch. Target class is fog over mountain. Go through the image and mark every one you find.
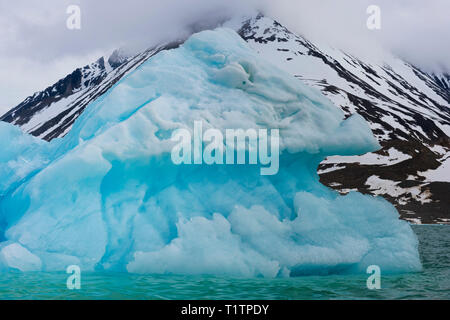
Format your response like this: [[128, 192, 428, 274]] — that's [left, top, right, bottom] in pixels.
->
[[0, 0, 449, 113]]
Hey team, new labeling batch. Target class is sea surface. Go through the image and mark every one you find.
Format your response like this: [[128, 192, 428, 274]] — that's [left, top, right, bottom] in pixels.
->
[[0, 225, 448, 300]]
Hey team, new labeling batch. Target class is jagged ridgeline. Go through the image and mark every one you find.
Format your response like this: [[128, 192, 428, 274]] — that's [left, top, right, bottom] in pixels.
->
[[0, 29, 420, 275]]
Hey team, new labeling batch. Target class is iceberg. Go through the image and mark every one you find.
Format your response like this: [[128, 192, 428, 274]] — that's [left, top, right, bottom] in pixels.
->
[[0, 29, 421, 276]]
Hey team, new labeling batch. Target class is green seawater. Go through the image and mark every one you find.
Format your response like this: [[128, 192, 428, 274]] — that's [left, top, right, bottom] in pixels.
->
[[0, 225, 448, 300]]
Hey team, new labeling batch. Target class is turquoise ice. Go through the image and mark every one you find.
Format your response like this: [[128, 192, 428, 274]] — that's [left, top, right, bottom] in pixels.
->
[[0, 29, 421, 276]]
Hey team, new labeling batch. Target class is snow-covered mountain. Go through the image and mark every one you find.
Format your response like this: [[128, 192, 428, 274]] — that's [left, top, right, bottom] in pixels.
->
[[0, 43, 181, 141], [1, 14, 449, 224], [238, 15, 450, 224]]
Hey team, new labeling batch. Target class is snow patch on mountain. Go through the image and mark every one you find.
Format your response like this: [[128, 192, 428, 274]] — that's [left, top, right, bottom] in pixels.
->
[[419, 155, 450, 183], [323, 148, 412, 167]]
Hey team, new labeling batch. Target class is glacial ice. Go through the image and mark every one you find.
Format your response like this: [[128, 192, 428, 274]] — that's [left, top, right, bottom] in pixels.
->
[[0, 28, 421, 275]]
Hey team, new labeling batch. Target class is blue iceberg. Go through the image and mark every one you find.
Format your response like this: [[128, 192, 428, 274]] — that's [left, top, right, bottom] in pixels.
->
[[0, 29, 421, 276]]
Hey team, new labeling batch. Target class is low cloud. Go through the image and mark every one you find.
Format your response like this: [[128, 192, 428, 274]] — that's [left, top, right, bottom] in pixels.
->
[[263, 0, 450, 73], [0, 0, 448, 113]]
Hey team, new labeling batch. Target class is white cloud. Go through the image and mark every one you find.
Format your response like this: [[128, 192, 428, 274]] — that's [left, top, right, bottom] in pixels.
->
[[260, 0, 450, 73], [0, 0, 448, 113]]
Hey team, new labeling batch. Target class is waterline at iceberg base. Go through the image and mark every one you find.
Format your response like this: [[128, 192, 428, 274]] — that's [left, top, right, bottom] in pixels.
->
[[0, 28, 421, 276]]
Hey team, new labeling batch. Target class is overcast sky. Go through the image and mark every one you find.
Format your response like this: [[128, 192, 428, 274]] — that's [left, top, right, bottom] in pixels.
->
[[0, 0, 449, 115]]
